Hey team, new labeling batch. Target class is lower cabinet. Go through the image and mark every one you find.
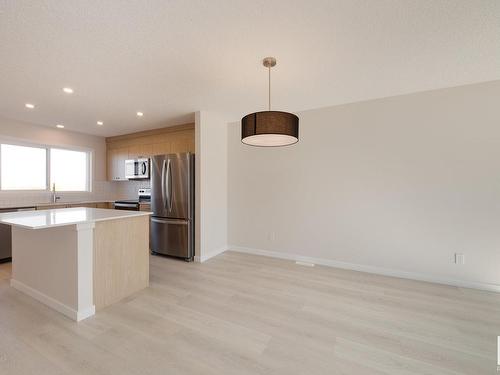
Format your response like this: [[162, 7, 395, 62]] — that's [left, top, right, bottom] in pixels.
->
[[36, 202, 112, 210], [96, 202, 113, 209], [67, 203, 97, 208], [36, 205, 68, 210], [139, 203, 151, 212]]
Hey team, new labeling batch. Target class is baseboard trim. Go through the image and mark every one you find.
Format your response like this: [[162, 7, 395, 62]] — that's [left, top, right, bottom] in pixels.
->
[[229, 246, 500, 293], [10, 279, 96, 321], [76, 306, 96, 321], [195, 246, 228, 263]]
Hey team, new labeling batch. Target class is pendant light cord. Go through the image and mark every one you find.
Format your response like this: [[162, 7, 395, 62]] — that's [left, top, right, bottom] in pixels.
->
[[268, 66, 271, 111]]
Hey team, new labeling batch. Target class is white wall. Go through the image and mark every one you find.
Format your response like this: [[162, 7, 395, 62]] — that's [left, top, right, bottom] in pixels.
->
[[195, 111, 228, 261], [0, 117, 117, 206], [228, 80, 500, 291]]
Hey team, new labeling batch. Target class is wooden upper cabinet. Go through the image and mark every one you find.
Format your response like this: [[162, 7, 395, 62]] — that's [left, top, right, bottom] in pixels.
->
[[141, 144, 153, 157], [170, 138, 186, 153], [187, 138, 195, 153], [152, 142, 171, 156], [106, 123, 195, 181], [128, 144, 153, 159], [107, 147, 128, 181], [127, 144, 142, 159]]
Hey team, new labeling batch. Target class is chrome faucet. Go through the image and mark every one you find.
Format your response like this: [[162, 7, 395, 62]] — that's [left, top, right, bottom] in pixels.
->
[[51, 183, 61, 203]]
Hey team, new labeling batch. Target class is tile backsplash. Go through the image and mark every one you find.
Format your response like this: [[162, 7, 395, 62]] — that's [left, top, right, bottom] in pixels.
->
[[115, 180, 152, 199], [0, 180, 151, 208]]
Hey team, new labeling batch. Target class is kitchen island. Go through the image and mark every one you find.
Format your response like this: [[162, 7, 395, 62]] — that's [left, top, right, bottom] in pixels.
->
[[0, 207, 151, 321]]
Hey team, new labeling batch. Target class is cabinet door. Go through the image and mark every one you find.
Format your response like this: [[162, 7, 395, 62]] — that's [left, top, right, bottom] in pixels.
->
[[188, 138, 195, 153], [95, 202, 110, 209], [116, 148, 128, 180], [141, 144, 153, 158], [127, 145, 142, 160], [170, 138, 189, 153], [152, 142, 171, 156], [107, 149, 115, 181], [108, 147, 128, 181], [139, 203, 151, 212], [68, 203, 97, 208], [37, 205, 68, 210], [129, 144, 153, 159]]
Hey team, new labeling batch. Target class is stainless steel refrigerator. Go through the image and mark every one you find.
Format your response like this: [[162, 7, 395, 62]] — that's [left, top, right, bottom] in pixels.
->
[[151, 153, 194, 261]]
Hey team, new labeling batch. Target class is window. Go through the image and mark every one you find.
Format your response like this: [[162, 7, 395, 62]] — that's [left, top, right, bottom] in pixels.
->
[[50, 148, 89, 192], [0, 144, 47, 190], [0, 142, 91, 192]]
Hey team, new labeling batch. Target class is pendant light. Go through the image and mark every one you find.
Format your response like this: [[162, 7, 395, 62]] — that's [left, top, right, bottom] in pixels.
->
[[241, 57, 299, 147]]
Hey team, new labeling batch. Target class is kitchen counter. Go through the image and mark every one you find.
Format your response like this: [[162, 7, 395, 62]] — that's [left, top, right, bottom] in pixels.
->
[[0, 200, 115, 210], [2, 207, 151, 321], [0, 207, 151, 229], [35, 200, 115, 207]]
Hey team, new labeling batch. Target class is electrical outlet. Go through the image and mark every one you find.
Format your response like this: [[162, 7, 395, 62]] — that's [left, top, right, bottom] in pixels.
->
[[268, 232, 276, 241], [455, 253, 465, 265]]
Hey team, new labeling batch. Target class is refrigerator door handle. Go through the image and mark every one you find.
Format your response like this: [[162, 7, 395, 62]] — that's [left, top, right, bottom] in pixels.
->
[[151, 217, 189, 225], [165, 159, 170, 210], [161, 160, 167, 208], [167, 159, 173, 211]]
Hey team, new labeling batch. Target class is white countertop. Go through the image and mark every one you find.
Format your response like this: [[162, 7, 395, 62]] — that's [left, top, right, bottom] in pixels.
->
[[36, 200, 116, 207], [0, 200, 116, 210], [0, 207, 152, 230]]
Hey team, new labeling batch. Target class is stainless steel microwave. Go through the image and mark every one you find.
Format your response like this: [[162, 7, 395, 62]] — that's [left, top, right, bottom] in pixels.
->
[[125, 158, 150, 179]]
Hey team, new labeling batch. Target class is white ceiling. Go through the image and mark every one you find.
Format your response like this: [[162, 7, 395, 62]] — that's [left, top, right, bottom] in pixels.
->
[[0, 0, 499, 137]]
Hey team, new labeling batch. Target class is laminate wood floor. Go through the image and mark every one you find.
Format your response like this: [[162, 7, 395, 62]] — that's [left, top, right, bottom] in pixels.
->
[[0, 251, 498, 375], [0, 262, 11, 281]]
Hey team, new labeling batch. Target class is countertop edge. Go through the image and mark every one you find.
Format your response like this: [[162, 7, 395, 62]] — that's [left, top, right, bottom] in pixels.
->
[[0, 200, 117, 210], [1, 210, 152, 230]]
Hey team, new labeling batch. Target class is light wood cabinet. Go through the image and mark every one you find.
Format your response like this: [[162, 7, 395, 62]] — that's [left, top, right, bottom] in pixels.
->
[[187, 138, 195, 153], [128, 144, 153, 159], [106, 123, 195, 182], [36, 202, 112, 210], [36, 205, 68, 210], [96, 202, 112, 209], [152, 142, 171, 156], [139, 203, 151, 212], [67, 203, 98, 208], [127, 144, 142, 159], [107, 147, 128, 181], [170, 138, 188, 153], [141, 144, 153, 158]]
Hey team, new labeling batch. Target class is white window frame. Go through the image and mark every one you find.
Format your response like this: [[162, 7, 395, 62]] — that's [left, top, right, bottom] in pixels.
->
[[0, 138, 93, 193]]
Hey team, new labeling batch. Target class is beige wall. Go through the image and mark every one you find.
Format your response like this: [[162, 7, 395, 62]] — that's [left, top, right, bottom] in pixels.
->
[[228, 80, 500, 290], [195, 111, 228, 261]]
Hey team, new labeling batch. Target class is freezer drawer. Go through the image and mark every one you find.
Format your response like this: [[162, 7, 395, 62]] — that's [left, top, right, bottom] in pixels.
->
[[150, 217, 193, 260]]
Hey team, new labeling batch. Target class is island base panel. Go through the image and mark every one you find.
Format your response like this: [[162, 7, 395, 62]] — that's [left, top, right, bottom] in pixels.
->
[[93, 215, 150, 310], [10, 223, 95, 321]]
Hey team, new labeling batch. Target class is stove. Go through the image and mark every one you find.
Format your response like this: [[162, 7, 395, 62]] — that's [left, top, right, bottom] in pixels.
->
[[114, 188, 151, 211]]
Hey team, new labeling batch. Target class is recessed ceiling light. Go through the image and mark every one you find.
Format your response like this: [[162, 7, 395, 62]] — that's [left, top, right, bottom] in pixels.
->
[[97, 121, 103, 126], [56, 124, 65, 129], [25, 103, 35, 109], [63, 87, 74, 94], [136, 112, 144, 117]]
